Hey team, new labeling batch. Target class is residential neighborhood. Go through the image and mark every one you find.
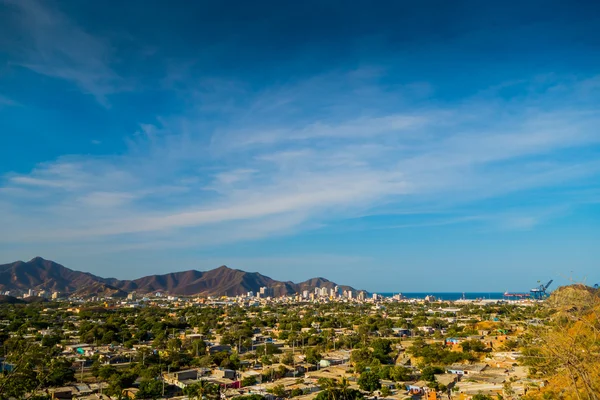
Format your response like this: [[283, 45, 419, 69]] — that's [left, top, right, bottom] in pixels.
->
[[0, 289, 548, 399]]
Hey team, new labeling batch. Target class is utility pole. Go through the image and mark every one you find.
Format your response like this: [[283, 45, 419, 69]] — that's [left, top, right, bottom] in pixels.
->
[[162, 366, 165, 397], [292, 338, 296, 377]]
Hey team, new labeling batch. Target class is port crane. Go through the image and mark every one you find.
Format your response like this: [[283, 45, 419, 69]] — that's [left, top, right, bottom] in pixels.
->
[[530, 279, 553, 299]]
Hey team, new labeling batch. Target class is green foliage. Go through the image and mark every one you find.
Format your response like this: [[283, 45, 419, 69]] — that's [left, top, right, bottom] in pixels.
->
[[358, 371, 381, 393], [315, 388, 364, 400], [420, 366, 444, 382], [232, 396, 266, 400], [281, 351, 294, 365], [472, 394, 494, 400], [183, 380, 220, 400], [380, 386, 391, 397], [271, 383, 286, 397], [0, 338, 77, 399], [460, 339, 487, 353], [255, 343, 282, 356], [136, 378, 163, 399], [242, 375, 257, 386], [350, 347, 372, 364], [305, 347, 321, 364], [408, 338, 475, 366], [501, 339, 519, 351], [371, 339, 392, 353]]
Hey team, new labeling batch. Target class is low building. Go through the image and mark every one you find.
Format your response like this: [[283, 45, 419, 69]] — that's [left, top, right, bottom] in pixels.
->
[[447, 363, 488, 375]]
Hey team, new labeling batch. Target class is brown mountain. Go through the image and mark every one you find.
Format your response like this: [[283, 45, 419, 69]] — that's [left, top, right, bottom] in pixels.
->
[[0, 257, 359, 297], [0, 257, 109, 293]]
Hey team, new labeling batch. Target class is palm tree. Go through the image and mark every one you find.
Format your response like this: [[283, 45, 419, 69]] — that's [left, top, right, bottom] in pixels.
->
[[317, 378, 339, 400], [338, 377, 350, 400], [183, 380, 216, 400]]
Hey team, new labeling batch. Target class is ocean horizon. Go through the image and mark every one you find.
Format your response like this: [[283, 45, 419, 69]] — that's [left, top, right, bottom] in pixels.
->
[[378, 292, 509, 300]]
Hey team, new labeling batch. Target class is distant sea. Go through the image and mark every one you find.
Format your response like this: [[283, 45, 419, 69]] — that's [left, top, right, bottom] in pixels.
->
[[378, 292, 507, 301]]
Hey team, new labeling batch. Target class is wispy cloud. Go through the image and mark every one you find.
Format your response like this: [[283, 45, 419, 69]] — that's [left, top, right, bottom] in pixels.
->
[[0, 94, 18, 107], [3, 0, 122, 106], [1, 72, 599, 252]]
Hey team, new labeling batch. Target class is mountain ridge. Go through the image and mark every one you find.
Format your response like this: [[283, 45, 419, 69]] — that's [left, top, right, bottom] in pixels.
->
[[0, 257, 359, 298]]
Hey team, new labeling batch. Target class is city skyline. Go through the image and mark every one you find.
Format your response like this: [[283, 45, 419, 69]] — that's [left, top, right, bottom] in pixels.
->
[[1, 0, 599, 291]]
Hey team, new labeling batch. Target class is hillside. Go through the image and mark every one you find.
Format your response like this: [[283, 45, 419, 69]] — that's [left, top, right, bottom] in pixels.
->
[[0, 257, 110, 293], [0, 257, 359, 298]]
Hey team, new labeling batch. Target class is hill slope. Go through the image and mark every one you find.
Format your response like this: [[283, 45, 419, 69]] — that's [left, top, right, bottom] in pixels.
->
[[0, 257, 358, 297], [0, 257, 109, 293]]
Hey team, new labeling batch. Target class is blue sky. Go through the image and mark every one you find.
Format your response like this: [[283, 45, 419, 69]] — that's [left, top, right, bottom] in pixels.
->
[[1, 0, 599, 292]]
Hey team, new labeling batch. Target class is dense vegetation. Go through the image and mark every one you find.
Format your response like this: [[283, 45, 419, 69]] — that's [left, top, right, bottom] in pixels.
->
[[0, 297, 548, 398]]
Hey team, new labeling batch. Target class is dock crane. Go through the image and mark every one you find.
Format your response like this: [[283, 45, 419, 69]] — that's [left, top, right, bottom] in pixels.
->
[[530, 279, 553, 299]]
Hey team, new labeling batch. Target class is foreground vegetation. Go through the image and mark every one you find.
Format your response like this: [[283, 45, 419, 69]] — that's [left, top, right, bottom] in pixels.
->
[[0, 287, 596, 399]]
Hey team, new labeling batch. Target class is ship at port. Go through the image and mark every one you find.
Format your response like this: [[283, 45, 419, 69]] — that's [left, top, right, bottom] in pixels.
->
[[504, 279, 553, 299]]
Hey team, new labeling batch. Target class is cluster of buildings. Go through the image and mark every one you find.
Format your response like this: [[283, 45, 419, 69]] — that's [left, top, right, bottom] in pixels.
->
[[244, 286, 369, 302], [2, 288, 62, 299]]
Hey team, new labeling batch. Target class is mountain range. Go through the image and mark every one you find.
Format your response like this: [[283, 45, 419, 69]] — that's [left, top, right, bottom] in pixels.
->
[[0, 257, 358, 298]]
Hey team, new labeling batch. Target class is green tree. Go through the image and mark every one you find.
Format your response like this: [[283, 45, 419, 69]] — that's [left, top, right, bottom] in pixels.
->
[[281, 352, 294, 365], [271, 383, 286, 398], [183, 380, 219, 400], [358, 371, 381, 393], [315, 388, 364, 400], [421, 366, 444, 382], [461, 339, 487, 353], [136, 378, 163, 399], [305, 347, 321, 364], [232, 396, 266, 400], [242, 376, 257, 387], [380, 386, 391, 398], [472, 394, 494, 400]]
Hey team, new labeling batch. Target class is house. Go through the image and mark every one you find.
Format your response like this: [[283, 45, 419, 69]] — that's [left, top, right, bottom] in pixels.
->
[[164, 368, 209, 388], [214, 368, 237, 380], [444, 337, 463, 346], [209, 344, 232, 354], [417, 326, 435, 334], [241, 370, 263, 385], [123, 388, 139, 399], [392, 327, 411, 337], [406, 381, 429, 395], [447, 363, 488, 375], [380, 379, 395, 389], [433, 373, 458, 389], [49, 387, 73, 399]]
